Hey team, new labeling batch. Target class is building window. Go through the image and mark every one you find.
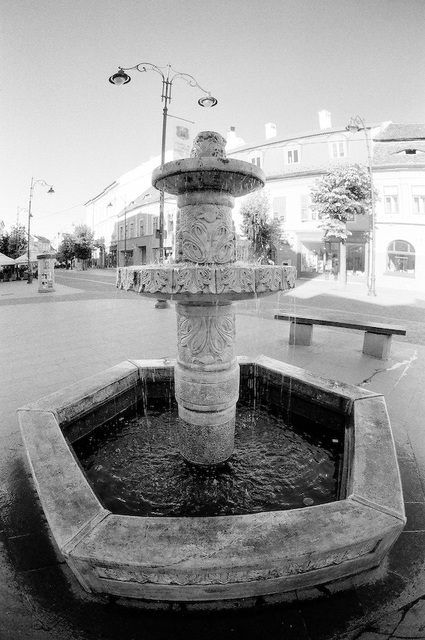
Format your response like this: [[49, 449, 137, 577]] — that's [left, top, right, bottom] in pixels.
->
[[251, 156, 261, 167], [153, 216, 159, 231], [129, 222, 134, 238], [412, 187, 425, 214], [119, 225, 124, 240], [329, 140, 347, 158], [387, 240, 415, 277], [139, 221, 145, 236], [287, 149, 300, 164], [384, 186, 399, 214]]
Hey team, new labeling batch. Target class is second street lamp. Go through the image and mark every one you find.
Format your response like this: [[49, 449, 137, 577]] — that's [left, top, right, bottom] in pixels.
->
[[109, 61, 217, 277], [27, 177, 55, 284], [346, 116, 377, 296]]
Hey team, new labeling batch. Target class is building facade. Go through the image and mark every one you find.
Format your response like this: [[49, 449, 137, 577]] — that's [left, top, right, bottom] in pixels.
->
[[226, 114, 425, 289], [370, 124, 425, 287], [84, 123, 192, 267]]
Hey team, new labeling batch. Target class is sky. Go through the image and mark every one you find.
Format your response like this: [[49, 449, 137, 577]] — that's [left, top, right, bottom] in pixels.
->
[[1, 0, 425, 242]]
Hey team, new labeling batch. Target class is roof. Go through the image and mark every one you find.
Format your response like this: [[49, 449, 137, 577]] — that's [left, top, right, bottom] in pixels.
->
[[374, 123, 425, 141], [226, 124, 381, 156], [34, 235, 51, 244], [116, 185, 175, 217]]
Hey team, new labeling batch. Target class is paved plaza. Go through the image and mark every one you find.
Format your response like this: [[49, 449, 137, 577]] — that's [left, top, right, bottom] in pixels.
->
[[1, 271, 425, 639]]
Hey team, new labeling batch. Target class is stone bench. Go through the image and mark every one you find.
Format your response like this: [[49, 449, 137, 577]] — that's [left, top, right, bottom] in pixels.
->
[[274, 313, 406, 359]]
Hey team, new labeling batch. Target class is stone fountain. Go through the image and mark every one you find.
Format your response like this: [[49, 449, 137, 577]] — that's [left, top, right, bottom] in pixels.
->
[[18, 131, 405, 605], [118, 131, 294, 466]]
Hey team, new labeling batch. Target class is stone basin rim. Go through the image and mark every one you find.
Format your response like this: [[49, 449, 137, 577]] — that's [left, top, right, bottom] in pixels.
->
[[17, 355, 406, 604], [152, 157, 265, 196]]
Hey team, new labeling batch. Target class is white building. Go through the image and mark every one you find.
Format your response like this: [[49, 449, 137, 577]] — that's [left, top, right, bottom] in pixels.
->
[[227, 114, 425, 289], [84, 123, 192, 266]]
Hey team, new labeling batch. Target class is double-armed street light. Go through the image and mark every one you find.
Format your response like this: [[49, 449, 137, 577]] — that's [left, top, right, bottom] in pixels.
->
[[27, 177, 55, 283], [346, 116, 377, 296], [108, 62, 218, 267]]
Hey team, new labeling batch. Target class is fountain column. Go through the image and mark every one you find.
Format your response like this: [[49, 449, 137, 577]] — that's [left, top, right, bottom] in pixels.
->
[[175, 301, 238, 464], [173, 178, 239, 464]]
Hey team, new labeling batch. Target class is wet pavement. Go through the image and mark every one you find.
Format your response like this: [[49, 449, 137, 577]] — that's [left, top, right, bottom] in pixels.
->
[[1, 271, 425, 639]]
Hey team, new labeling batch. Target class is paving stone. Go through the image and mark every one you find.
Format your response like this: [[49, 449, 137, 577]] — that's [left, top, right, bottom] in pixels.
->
[[404, 503, 425, 532], [398, 459, 425, 502], [369, 610, 404, 633], [393, 599, 425, 638], [355, 633, 389, 640]]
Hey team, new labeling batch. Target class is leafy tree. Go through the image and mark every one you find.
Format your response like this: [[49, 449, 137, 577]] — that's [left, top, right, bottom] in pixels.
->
[[0, 232, 10, 256], [310, 164, 378, 285], [57, 233, 75, 266], [8, 224, 28, 259], [73, 224, 95, 265], [240, 190, 283, 263]]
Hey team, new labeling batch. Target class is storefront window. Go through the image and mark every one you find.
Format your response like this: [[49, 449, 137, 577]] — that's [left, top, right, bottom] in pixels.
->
[[386, 240, 415, 277]]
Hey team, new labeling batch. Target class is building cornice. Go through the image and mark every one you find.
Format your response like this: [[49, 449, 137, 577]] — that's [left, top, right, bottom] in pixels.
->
[[84, 182, 118, 206]]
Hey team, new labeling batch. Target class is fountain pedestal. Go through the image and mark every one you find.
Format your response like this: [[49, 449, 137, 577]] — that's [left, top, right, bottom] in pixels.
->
[[175, 301, 238, 464]]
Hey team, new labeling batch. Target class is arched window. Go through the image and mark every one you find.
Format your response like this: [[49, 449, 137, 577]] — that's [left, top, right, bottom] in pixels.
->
[[386, 240, 415, 277]]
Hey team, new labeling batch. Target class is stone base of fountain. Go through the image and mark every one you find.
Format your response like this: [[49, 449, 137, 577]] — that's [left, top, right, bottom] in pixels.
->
[[18, 356, 405, 604]]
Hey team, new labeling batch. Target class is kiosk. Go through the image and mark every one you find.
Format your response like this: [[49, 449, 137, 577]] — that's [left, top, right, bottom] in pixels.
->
[[37, 253, 56, 293]]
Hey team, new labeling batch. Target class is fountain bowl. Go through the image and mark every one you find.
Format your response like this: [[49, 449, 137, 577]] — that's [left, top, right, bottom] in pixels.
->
[[18, 356, 405, 604]]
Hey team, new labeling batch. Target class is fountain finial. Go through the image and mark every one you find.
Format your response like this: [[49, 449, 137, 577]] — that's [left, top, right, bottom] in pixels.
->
[[190, 131, 227, 158]]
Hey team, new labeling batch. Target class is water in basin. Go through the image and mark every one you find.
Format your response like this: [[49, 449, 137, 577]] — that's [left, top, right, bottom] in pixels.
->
[[73, 398, 343, 517]]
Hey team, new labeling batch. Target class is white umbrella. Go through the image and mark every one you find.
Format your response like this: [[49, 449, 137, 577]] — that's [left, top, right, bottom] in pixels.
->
[[0, 252, 17, 266], [15, 251, 38, 264]]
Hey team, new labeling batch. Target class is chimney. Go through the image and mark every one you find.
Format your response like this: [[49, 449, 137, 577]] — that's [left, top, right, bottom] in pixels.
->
[[265, 122, 277, 139], [227, 126, 236, 144], [318, 110, 332, 130], [226, 126, 245, 151]]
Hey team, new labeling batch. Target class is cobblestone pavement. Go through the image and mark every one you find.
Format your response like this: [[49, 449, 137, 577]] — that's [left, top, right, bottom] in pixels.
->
[[0, 271, 425, 639]]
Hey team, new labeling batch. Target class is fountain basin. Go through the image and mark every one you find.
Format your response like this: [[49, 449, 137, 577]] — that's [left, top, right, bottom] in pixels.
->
[[18, 356, 405, 603], [152, 156, 265, 197]]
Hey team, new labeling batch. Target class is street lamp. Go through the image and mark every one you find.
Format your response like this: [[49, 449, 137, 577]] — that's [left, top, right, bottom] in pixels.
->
[[108, 62, 217, 267], [27, 177, 55, 283], [346, 117, 377, 296]]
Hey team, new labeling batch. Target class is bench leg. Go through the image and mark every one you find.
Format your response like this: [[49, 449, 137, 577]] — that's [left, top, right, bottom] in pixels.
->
[[289, 322, 313, 346], [363, 332, 392, 359]]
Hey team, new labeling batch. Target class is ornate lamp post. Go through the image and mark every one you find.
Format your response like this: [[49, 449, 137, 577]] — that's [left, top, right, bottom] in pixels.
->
[[109, 62, 217, 307], [346, 117, 377, 296], [27, 177, 55, 283]]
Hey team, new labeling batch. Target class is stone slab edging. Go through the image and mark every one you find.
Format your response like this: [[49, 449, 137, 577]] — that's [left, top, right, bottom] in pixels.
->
[[18, 356, 405, 603]]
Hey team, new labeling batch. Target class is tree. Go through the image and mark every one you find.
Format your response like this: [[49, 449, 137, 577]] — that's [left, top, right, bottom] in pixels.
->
[[73, 224, 94, 267], [0, 231, 10, 256], [8, 224, 28, 259], [57, 233, 75, 267], [310, 164, 378, 286], [240, 190, 283, 263]]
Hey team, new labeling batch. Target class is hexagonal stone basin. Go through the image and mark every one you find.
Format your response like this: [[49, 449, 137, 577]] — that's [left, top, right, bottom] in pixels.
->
[[18, 356, 405, 603]]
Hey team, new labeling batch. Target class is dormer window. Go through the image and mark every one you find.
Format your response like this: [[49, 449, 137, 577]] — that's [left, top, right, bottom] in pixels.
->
[[286, 148, 300, 164], [329, 140, 347, 158], [396, 148, 425, 155]]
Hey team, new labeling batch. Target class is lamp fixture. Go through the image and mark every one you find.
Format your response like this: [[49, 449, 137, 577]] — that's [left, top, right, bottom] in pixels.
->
[[109, 69, 131, 86], [198, 93, 218, 108]]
